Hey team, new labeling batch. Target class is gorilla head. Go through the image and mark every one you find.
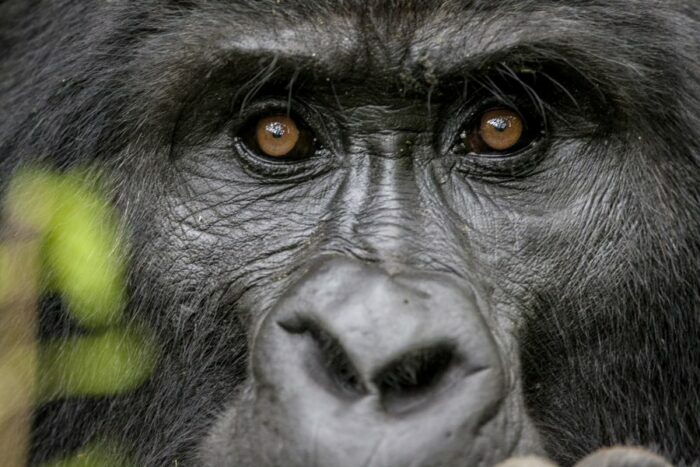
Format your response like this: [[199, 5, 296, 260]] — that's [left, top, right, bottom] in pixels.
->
[[0, 1, 698, 466]]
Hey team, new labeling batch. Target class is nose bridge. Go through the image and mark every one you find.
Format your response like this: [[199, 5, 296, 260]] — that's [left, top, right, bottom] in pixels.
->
[[333, 102, 429, 262], [352, 149, 425, 262]]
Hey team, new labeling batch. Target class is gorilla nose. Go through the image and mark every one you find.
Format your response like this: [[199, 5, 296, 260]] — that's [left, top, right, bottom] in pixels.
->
[[278, 314, 461, 414], [252, 257, 507, 466]]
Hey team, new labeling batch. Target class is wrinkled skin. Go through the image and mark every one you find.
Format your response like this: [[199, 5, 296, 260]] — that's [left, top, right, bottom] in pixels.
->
[[0, 1, 699, 466]]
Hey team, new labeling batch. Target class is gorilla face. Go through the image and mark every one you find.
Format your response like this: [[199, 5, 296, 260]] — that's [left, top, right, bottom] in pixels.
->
[[1, 1, 698, 466]]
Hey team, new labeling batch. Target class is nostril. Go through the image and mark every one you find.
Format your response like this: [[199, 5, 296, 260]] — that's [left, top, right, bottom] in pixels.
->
[[373, 343, 458, 414], [278, 318, 367, 398]]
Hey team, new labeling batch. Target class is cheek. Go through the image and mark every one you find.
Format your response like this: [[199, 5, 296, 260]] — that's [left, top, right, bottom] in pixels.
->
[[436, 145, 627, 304], [136, 166, 342, 303], [489, 192, 630, 308]]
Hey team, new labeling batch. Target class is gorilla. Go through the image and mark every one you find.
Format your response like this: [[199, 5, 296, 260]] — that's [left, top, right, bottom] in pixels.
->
[[0, 0, 698, 466]]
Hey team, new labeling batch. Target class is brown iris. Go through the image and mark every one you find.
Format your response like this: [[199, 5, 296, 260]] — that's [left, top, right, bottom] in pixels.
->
[[255, 115, 301, 158], [466, 108, 525, 153]]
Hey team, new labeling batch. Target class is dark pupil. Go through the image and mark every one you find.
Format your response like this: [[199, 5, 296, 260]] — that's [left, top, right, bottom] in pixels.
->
[[488, 117, 509, 132], [267, 122, 285, 139]]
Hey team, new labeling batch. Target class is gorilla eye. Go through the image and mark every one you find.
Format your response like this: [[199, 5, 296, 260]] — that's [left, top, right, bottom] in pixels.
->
[[462, 108, 528, 154], [242, 114, 316, 161], [256, 116, 299, 157]]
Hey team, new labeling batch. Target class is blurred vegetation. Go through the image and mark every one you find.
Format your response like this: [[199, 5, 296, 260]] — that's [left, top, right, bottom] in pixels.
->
[[39, 442, 131, 467], [1, 168, 156, 467], [8, 170, 126, 328]]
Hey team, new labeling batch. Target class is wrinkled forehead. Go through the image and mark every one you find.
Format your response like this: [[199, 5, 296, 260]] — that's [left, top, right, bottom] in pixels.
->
[[163, 0, 612, 76]]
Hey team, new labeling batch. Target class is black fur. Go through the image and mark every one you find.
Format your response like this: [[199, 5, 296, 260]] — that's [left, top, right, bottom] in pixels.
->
[[1, 1, 698, 466]]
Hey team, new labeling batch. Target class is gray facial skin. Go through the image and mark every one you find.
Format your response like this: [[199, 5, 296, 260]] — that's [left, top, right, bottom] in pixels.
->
[[202, 257, 541, 466], [0, 1, 698, 466]]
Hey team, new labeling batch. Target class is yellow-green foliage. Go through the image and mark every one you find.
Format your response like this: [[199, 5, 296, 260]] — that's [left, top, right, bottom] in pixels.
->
[[39, 442, 132, 467], [7, 169, 125, 328], [6, 169, 158, 399], [38, 328, 156, 402], [2, 168, 158, 466]]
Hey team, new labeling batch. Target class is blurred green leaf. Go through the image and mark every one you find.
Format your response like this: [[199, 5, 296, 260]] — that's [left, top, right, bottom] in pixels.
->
[[38, 327, 157, 402], [7, 169, 126, 328], [40, 442, 132, 467], [4, 168, 156, 466]]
